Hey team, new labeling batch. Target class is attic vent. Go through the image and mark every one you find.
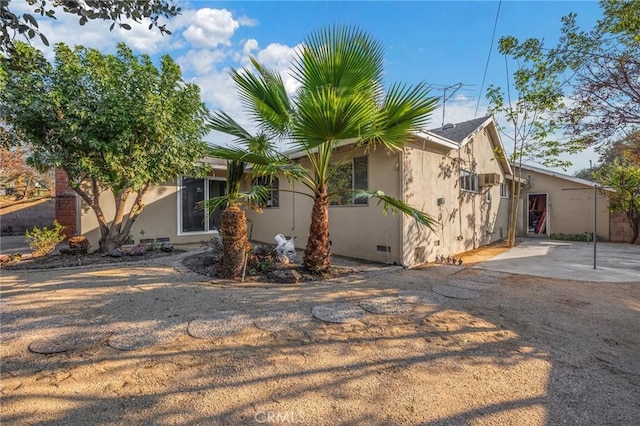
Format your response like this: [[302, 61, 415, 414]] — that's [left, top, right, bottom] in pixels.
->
[[441, 123, 455, 130]]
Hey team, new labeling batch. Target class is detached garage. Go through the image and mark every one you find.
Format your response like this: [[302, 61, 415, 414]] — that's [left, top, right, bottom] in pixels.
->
[[512, 164, 612, 240]]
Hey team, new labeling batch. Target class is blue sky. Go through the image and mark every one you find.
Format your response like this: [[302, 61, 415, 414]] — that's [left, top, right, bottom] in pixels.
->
[[20, 0, 604, 173]]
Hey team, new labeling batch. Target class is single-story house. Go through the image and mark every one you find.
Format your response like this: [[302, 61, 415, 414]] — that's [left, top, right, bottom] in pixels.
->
[[54, 116, 613, 265]]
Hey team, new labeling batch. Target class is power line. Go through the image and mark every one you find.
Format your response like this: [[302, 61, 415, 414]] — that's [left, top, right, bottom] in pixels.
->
[[475, 0, 502, 119]]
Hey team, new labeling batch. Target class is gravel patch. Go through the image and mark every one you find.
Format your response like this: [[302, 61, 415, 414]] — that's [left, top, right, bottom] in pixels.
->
[[359, 296, 414, 315], [431, 285, 480, 300], [311, 302, 367, 323], [187, 311, 255, 338], [253, 308, 313, 332]]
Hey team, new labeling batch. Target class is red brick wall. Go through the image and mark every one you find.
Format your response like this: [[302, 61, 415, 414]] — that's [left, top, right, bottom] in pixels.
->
[[54, 168, 78, 239]]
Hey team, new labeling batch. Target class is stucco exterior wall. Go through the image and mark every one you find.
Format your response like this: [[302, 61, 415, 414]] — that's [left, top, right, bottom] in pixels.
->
[[517, 168, 610, 240], [401, 130, 509, 267], [80, 172, 226, 250], [246, 145, 403, 264]]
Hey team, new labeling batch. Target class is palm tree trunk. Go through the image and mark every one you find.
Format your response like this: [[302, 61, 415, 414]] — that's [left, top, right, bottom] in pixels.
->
[[303, 187, 331, 273], [220, 205, 251, 278]]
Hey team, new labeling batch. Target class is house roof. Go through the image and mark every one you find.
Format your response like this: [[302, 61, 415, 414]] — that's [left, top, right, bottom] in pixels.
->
[[517, 163, 612, 191], [428, 116, 492, 144]]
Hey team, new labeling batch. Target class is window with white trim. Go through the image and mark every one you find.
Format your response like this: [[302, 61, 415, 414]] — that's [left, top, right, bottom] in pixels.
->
[[328, 156, 368, 206], [180, 177, 225, 233], [253, 176, 279, 208], [460, 169, 478, 193], [500, 182, 510, 198]]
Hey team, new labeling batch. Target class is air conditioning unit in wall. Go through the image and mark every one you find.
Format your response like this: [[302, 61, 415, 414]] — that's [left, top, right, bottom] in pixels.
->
[[479, 173, 501, 187]]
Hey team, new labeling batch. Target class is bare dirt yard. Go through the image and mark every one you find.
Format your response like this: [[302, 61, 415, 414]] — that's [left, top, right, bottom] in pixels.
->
[[1, 248, 639, 425]]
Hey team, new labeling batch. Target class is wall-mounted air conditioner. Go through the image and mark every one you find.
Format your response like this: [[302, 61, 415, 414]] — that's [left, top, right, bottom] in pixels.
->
[[479, 173, 500, 187]]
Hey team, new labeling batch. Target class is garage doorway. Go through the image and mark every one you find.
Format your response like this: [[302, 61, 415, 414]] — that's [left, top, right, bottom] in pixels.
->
[[527, 193, 549, 236]]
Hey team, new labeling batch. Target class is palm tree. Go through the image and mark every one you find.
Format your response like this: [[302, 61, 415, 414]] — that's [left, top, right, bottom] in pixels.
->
[[203, 112, 282, 278], [211, 25, 439, 273]]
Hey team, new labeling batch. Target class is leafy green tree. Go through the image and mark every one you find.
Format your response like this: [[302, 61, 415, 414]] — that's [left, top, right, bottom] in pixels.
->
[[1, 0, 181, 55], [596, 159, 640, 243], [209, 26, 438, 273], [494, 0, 639, 149], [0, 42, 210, 252], [486, 36, 570, 247], [577, 132, 640, 243]]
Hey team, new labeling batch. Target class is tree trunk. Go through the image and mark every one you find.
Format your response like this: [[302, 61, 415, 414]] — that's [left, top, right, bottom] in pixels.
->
[[220, 205, 251, 279], [628, 212, 640, 244], [303, 188, 331, 273]]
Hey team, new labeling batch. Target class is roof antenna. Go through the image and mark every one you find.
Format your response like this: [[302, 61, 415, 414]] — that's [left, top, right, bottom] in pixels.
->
[[440, 83, 463, 129]]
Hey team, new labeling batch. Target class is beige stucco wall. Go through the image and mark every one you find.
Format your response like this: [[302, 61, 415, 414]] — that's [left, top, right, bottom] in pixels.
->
[[401, 130, 509, 267], [246, 145, 403, 264], [517, 168, 610, 240], [80, 171, 226, 250]]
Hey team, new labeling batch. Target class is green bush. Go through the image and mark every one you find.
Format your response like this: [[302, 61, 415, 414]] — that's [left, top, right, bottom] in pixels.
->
[[25, 220, 66, 256], [549, 233, 605, 242]]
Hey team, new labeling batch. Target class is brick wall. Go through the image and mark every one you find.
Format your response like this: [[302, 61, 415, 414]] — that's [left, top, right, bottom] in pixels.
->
[[609, 212, 639, 244], [54, 168, 78, 239]]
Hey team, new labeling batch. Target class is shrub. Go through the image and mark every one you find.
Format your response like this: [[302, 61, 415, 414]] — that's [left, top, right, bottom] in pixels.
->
[[25, 220, 66, 256], [67, 236, 90, 255], [550, 233, 605, 242]]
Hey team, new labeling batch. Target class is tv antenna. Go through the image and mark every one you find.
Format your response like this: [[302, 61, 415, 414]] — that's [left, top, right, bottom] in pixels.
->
[[438, 82, 472, 129]]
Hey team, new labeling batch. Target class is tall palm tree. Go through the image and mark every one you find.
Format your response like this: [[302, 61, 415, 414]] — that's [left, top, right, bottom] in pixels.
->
[[211, 25, 439, 273]]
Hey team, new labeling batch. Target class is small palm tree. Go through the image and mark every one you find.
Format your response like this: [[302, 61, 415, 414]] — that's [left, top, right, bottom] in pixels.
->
[[211, 25, 439, 273], [203, 112, 282, 278]]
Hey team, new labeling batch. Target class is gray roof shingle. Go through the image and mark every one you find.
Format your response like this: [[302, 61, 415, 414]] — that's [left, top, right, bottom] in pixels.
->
[[428, 116, 491, 144]]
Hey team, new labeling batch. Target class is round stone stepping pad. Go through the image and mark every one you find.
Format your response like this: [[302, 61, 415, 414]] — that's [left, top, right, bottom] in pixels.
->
[[108, 318, 184, 351], [359, 297, 413, 315], [431, 285, 480, 300], [397, 290, 443, 306], [188, 311, 255, 338], [449, 279, 495, 291], [29, 332, 106, 354], [254, 308, 313, 332], [312, 302, 367, 324]]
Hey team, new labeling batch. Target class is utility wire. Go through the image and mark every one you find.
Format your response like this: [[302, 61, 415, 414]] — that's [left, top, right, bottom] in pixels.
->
[[475, 0, 502, 118]]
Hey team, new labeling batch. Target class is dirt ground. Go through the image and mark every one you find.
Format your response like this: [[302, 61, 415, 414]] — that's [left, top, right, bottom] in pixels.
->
[[1, 247, 639, 425]]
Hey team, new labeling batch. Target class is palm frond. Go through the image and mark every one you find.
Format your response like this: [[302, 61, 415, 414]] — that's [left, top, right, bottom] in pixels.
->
[[207, 111, 253, 142], [199, 195, 230, 213], [366, 82, 439, 151], [351, 189, 438, 231], [231, 59, 291, 138]]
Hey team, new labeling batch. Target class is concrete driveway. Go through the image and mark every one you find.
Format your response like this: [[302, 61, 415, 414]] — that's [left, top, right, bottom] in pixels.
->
[[0, 235, 29, 256], [475, 238, 640, 283]]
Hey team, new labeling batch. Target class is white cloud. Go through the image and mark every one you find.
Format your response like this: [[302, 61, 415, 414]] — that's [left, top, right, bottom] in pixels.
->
[[182, 8, 239, 49], [243, 39, 259, 56], [237, 15, 259, 27], [177, 49, 227, 75]]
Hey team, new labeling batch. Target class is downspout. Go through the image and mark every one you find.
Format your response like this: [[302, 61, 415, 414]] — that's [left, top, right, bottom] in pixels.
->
[[398, 149, 405, 266]]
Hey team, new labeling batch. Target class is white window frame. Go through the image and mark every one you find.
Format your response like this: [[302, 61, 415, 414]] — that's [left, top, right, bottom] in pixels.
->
[[253, 176, 280, 208], [460, 169, 479, 193], [177, 176, 225, 236], [329, 156, 369, 207], [500, 182, 510, 198]]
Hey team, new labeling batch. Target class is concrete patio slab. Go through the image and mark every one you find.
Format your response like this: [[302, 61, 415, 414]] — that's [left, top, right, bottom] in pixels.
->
[[475, 238, 640, 283]]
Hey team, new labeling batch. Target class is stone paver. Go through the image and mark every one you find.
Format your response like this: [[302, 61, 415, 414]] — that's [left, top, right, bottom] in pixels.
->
[[311, 302, 367, 324], [253, 308, 313, 332], [187, 311, 255, 339], [431, 285, 480, 300], [359, 296, 414, 314]]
